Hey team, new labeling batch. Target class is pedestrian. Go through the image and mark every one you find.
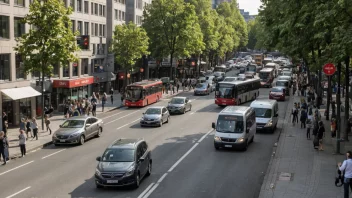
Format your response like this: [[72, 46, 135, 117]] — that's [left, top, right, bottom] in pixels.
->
[[331, 118, 337, 138], [177, 83, 180, 93], [31, 117, 38, 140], [96, 92, 100, 104], [2, 112, 8, 136], [172, 84, 175, 94], [0, 131, 8, 165], [120, 92, 124, 106], [110, 87, 114, 95], [306, 110, 314, 139], [300, 108, 307, 128], [292, 103, 299, 124], [92, 101, 97, 116], [338, 151, 352, 198], [26, 117, 32, 140], [19, 118, 26, 131], [72, 106, 81, 116], [18, 130, 26, 157], [102, 92, 107, 112], [45, 115, 52, 135], [111, 94, 114, 104], [318, 121, 325, 151]]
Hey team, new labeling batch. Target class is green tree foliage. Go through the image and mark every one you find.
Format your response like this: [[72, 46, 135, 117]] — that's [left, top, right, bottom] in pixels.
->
[[143, 0, 204, 74], [110, 22, 150, 71], [246, 19, 258, 50], [14, 0, 79, 76]]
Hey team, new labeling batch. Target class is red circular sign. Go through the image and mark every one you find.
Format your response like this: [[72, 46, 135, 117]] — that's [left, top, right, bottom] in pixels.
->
[[323, 63, 336, 76]]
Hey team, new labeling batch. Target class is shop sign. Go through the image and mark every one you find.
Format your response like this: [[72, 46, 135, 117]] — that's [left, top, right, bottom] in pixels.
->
[[53, 77, 94, 88], [72, 62, 78, 67]]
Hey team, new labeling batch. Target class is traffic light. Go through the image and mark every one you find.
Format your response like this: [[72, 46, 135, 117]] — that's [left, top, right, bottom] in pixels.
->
[[80, 35, 90, 50]]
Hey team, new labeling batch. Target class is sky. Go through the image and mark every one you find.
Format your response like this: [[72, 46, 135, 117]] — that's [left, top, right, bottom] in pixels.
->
[[237, 0, 262, 15]]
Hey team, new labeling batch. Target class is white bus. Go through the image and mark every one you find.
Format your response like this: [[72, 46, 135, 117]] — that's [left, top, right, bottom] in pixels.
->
[[265, 63, 280, 77], [215, 78, 261, 106]]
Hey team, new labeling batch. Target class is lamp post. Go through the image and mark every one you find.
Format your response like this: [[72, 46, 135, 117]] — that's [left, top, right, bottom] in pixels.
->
[[140, 67, 144, 81]]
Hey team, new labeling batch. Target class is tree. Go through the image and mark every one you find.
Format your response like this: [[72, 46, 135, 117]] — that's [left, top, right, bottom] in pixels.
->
[[110, 22, 150, 85], [15, 0, 79, 130], [143, 0, 204, 80], [247, 19, 258, 50]]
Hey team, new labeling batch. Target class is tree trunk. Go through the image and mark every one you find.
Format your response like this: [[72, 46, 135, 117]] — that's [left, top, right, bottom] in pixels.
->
[[326, 75, 331, 120], [337, 61, 341, 153], [170, 52, 174, 80], [41, 63, 45, 131], [345, 56, 350, 141]]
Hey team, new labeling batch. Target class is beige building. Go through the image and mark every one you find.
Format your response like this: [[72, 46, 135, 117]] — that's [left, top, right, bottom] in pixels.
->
[[0, 0, 150, 129]]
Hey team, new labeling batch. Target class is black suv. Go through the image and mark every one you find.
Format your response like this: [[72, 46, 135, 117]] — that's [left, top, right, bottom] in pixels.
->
[[95, 139, 152, 188]]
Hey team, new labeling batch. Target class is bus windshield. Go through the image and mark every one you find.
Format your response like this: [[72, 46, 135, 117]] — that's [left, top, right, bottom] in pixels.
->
[[259, 72, 270, 79], [126, 86, 143, 100], [217, 84, 234, 99], [216, 115, 244, 133]]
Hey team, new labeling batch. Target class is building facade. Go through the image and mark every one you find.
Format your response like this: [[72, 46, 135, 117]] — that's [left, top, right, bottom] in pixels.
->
[[239, 9, 256, 22]]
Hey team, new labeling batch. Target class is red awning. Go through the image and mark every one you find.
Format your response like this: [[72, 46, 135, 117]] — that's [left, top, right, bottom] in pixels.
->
[[53, 76, 94, 88]]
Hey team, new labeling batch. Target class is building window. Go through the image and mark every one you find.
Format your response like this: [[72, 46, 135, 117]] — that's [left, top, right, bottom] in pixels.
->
[[101, 44, 106, 54], [84, 1, 88, 13], [95, 23, 98, 36], [102, 25, 105, 37], [81, 58, 88, 75], [71, 20, 75, 33], [99, 4, 102, 16], [77, 0, 82, 12], [102, 5, 105, 17], [63, 62, 69, 77], [0, 54, 10, 81], [15, 54, 25, 79], [94, 3, 98, 15], [99, 24, 102, 36], [118, 10, 121, 21], [0, 16, 10, 39], [52, 63, 59, 78], [77, 21, 82, 35], [73, 63, 78, 76], [115, 9, 118, 20], [92, 44, 96, 55], [14, 17, 25, 37], [0, 0, 9, 4], [84, 22, 89, 35], [91, 23, 94, 36], [91, 2, 93, 14], [14, 0, 25, 6], [122, 11, 125, 21], [70, 0, 74, 10]]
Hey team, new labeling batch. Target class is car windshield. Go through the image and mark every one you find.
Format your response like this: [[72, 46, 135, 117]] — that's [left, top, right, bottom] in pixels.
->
[[271, 87, 283, 92], [217, 84, 234, 99], [196, 83, 206, 88], [170, 98, 185, 104], [145, 108, 161, 115], [276, 81, 288, 87], [254, 108, 272, 118], [61, 120, 85, 128], [216, 115, 244, 133], [101, 149, 135, 162], [126, 86, 142, 100]]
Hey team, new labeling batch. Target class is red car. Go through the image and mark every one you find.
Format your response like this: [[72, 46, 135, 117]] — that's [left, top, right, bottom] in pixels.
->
[[269, 87, 286, 101]]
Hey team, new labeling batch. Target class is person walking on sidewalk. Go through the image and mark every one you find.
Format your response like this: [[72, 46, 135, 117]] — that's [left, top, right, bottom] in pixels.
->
[[92, 101, 97, 116], [177, 83, 179, 93], [18, 130, 26, 157], [25, 117, 33, 140], [0, 131, 8, 165], [45, 116, 52, 135], [19, 118, 26, 131], [31, 117, 38, 140], [318, 121, 325, 151], [111, 94, 113, 104], [306, 109, 314, 139], [338, 151, 352, 198], [300, 108, 307, 128], [292, 103, 299, 124], [102, 93, 107, 112]]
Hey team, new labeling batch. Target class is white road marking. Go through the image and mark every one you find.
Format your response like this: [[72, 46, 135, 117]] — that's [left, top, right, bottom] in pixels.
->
[[197, 129, 213, 143], [157, 173, 168, 183], [41, 149, 66, 159], [142, 183, 159, 198], [0, 161, 34, 176], [116, 119, 140, 130], [5, 186, 31, 198], [168, 143, 199, 172], [105, 111, 140, 125], [137, 183, 155, 198]]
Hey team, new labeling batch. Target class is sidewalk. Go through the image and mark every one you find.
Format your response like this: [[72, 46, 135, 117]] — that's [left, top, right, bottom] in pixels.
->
[[259, 93, 344, 198], [5, 93, 122, 159], [161, 85, 189, 99]]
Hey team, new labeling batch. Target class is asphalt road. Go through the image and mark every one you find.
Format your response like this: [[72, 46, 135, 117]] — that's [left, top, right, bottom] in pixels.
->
[[0, 70, 290, 198]]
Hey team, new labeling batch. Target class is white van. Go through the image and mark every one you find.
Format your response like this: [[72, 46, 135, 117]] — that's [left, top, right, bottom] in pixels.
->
[[250, 100, 279, 133], [212, 106, 256, 151]]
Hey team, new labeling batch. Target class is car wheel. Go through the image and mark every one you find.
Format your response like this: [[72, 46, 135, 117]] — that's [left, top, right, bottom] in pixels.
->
[[159, 120, 163, 127], [214, 145, 220, 150], [96, 183, 103, 189], [146, 162, 152, 176], [243, 140, 248, 151], [79, 135, 85, 145], [183, 108, 186, 114], [134, 173, 140, 188], [250, 135, 254, 143], [189, 105, 192, 111], [166, 116, 169, 123], [95, 128, 102, 138]]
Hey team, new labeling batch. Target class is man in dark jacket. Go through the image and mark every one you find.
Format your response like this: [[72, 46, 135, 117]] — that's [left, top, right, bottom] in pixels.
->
[[0, 131, 8, 165]]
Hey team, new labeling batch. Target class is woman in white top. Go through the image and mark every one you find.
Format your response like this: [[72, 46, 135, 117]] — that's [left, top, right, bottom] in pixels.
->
[[306, 108, 314, 140], [31, 117, 38, 140]]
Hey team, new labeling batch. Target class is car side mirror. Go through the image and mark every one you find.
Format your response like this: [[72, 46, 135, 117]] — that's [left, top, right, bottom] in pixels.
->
[[96, 156, 101, 161], [139, 157, 145, 162], [86, 124, 91, 128], [212, 122, 216, 129]]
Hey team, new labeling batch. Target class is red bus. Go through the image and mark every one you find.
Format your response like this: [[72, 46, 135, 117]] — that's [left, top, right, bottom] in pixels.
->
[[124, 80, 163, 107], [259, 68, 274, 88]]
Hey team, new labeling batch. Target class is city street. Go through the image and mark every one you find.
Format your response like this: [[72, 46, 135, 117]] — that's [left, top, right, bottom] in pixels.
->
[[0, 72, 290, 198]]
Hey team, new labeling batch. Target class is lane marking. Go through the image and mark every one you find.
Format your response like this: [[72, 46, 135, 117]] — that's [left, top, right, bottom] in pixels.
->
[[197, 129, 213, 143], [116, 119, 140, 130], [137, 183, 155, 198], [0, 161, 34, 176], [41, 149, 66, 159], [143, 183, 159, 198], [105, 111, 140, 125], [6, 186, 31, 198], [168, 143, 199, 172], [157, 173, 168, 183], [101, 111, 127, 119]]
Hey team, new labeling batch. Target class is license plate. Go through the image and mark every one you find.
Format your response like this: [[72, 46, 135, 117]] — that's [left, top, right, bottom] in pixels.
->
[[224, 145, 232, 148], [131, 104, 135, 106], [107, 180, 119, 184], [222, 103, 226, 105], [60, 140, 65, 143]]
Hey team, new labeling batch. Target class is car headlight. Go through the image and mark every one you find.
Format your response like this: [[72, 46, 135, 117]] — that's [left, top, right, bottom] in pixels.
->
[[95, 168, 101, 176], [236, 137, 245, 143], [124, 166, 135, 177], [70, 132, 80, 138], [265, 120, 273, 127], [214, 136, 221, 142], [140, 117, 144, 121]]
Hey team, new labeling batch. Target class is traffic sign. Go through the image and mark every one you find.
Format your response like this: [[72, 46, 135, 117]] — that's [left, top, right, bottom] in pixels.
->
[[323, 63, 336, 76]]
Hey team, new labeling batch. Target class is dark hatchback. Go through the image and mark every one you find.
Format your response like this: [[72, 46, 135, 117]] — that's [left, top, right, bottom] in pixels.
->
[[95, 139, 152, 189]]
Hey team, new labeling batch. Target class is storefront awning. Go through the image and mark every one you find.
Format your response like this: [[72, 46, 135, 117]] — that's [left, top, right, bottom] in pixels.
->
[[1, 86, 41, 100], [53, 76, 94, 88]]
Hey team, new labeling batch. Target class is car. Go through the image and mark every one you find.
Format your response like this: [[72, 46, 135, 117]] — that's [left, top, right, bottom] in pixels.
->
[[213, 72, 225, 82], [276, 80, 290, 95], [197, 76, 206, 83], [167, 97, 192, 114], [194, 83, 212, 95], [245, 73, 255, 79], [140, 106, 170, 127], [95, 138, 152, 189], [52, 116, 103, 146], [278, 75, 292, 87], [269, 87, 286, 101], [223, 77, 238, 82]]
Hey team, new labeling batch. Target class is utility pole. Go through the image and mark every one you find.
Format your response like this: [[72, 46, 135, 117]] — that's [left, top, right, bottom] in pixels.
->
[[41, 64, 45, 130], [326, 75, 331, 120], [336, 62, 341, 153], [345, 56, 350, 141]]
